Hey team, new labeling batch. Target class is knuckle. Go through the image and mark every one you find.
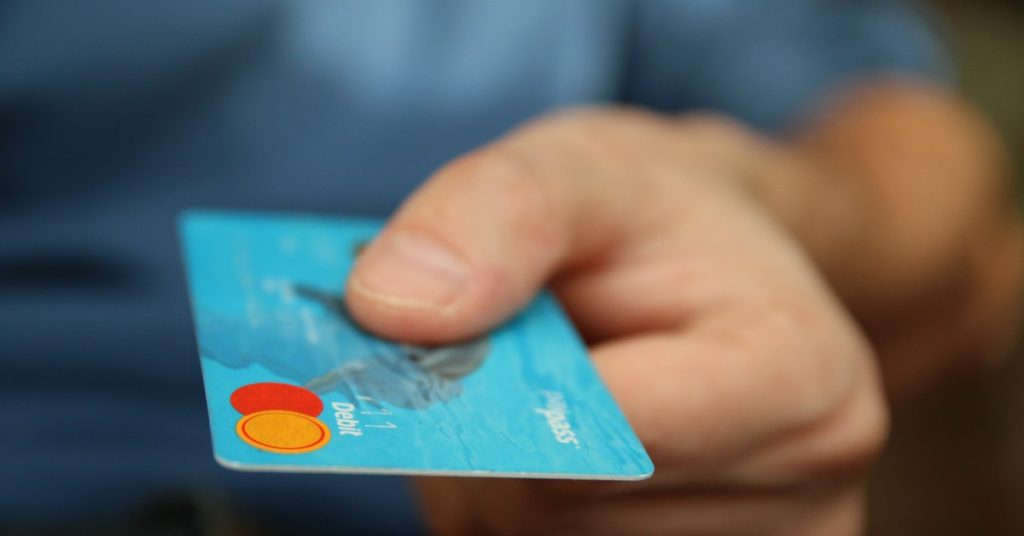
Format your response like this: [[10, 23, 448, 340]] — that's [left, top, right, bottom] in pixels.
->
[[523, 106, 668, 155], [435, 148, 567, 261], [701, 293, 879, 445], [674, 111, 749, 138], [805, 380, 890, 481], [755, 298, 888, 479], [671, 112, 761, 162], [758, 296, 864, 413]]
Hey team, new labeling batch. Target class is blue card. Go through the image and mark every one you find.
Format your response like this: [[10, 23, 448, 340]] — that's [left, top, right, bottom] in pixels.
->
[[180, 209, 653, 480]]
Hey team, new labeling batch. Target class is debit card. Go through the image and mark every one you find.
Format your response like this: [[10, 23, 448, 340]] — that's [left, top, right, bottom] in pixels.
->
[[180, 209, 653, 480]]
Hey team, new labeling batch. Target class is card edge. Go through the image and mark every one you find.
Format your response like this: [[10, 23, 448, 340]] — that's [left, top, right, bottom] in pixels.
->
[[214, 453, 654, 481]]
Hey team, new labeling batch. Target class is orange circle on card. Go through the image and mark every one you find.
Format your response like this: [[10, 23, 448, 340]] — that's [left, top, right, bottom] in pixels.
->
[[236, 410, 331, 454], [230, 382, 323, 417]]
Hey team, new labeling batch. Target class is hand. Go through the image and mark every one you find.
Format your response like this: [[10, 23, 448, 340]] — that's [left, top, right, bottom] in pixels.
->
[[344, 108, 887, 535]]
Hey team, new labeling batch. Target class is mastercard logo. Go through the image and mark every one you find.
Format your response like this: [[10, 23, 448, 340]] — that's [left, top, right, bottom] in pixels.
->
[[230, 382, 331, 455]]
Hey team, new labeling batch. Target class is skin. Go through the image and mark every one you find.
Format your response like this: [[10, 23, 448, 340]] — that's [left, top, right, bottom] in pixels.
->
[[344, 79, 1023, 535]]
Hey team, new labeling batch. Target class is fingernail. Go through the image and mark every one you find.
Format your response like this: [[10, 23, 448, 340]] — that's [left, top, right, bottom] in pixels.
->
[[351, 231, 470, 310]]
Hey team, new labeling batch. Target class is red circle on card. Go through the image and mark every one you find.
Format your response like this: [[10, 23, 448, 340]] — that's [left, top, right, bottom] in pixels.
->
[[230, 382, 323, 417]]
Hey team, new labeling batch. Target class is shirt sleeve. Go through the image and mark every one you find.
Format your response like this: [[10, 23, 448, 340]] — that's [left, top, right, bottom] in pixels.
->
[[623, 0, 953, 131]]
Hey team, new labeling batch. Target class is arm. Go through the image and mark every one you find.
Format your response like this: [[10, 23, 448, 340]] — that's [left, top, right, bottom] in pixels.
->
[[754, 80, 1024, 403]]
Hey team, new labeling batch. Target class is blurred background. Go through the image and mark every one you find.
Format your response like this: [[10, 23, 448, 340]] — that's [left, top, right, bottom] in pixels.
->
[[868, 1, 1024, 534], [2, 1, 1022, 534]]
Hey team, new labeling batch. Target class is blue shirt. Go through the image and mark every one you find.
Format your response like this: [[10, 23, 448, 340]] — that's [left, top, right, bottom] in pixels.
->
[[0, 1, 947, 532]]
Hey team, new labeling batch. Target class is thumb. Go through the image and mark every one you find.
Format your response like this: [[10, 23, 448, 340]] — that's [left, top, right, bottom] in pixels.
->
[[345, 133, 631, 343]]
